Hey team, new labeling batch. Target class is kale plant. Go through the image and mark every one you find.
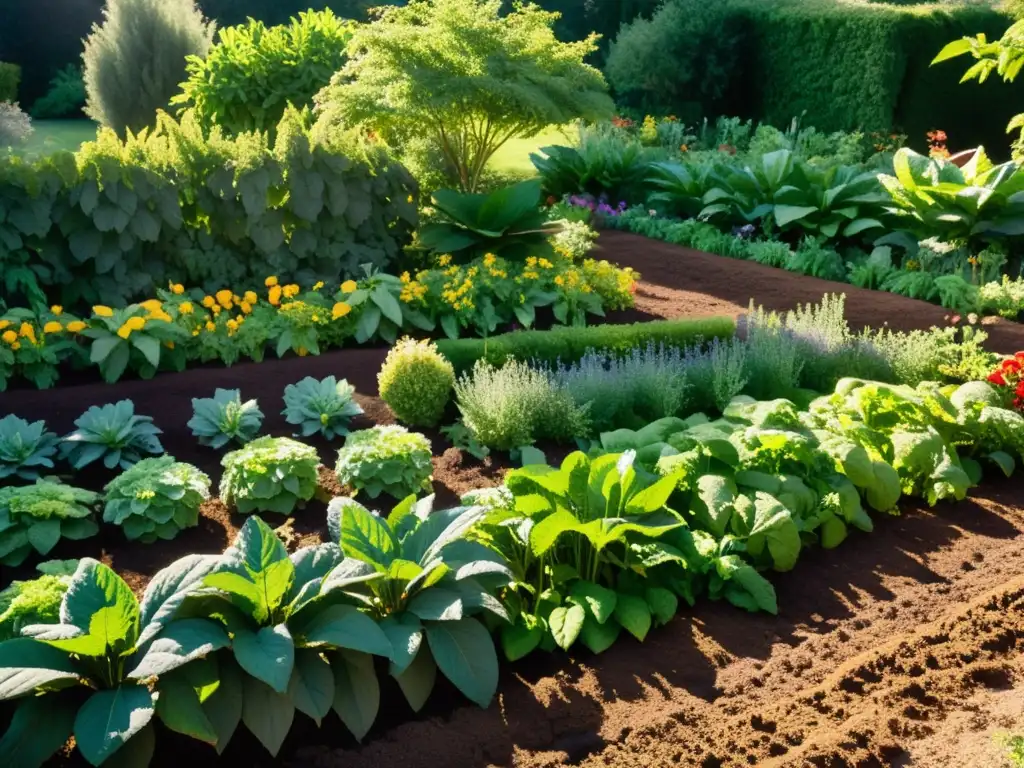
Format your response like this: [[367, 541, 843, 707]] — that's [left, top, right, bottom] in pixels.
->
[[0, 480, 100, 566], [188, 388, 264, 449], [282, 376, 363, 440], [219, 436, 321, 515], [334, 426, 433, 500], [103, 456, 211, 542], [60, 400, 164, 470], [0, 414, 59, 481]]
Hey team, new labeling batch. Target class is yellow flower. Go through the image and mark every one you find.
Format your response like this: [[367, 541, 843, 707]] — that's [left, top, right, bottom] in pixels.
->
[[118, 326, 134, 339], [244, 291, 258, 305], [332, 302, 352, 319], [165, 341, 175, 350], [205, 321, 216, 332], [313, 281, 324, 291], [125, 316, 146, 331], [18, 323, 36, 344], [240, 301, 252, 314], [483, 253, 496, 267], [93, 305, 114, 317], [283, 284, 300, 299], [311, 314, 320, 322], [149, 309, 172, 323], [554, 275, 565, 286], [400, 271, 411, 283], [265, 276, 278, 287], [341, 280, 358, 293], [438, 254, 452, 267], [211, 304, 221, 316], [66, 320, 86, 333], [216, 290, 234, 309], [407, 194, 413, 204], [1, 330, 17, 344], [538, 258, 553, 269], [10, 341, 20, 351], [179, 301, 194, 315], [0, 320, 8, 331], [227, 319, 238, 331], [297, 347, 309, 357], [192, 329, 200, 337], [43, 321, 63, 334], [202, 296, 215, 308], [141, 299, 163, 313], [526, 257, 538, 267], [269, 285, 282, 305], [236, 314, 245, 324], [170, 283, 185, 295], [50, 305, 63, 316]]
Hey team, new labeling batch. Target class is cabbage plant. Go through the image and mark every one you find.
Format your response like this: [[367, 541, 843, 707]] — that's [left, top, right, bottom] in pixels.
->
[[59, 400, 164, 470], [0, 480, 100, 566], [0, 415, 60, 481], [103, 456, 211, 542], [188, 388, 264, 449], [282, 376, 363, 440], [334, 425, 433, 499], [219, 436, 320, 514]]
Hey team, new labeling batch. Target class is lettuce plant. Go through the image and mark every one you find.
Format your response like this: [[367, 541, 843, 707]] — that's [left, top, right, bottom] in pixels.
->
[[334, 425, 433, 499], [0, 560, 78, 641], [59, 400, 164, 470], [0, 414, 60, 481], [188, 388, 264, 449], [103, 456, 211, 543], [0, 557, 228, 767], [282, 375, 363, 440], [219, 436, 320, 515], [0, 480, 100, 566]]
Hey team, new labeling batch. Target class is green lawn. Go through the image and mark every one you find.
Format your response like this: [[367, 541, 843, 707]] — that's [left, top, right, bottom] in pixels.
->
[[19, 119, 98, 159], [488, 125, 575, 177]]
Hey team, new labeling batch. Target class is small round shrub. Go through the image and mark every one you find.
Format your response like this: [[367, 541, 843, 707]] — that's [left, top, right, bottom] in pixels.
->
[[103, 456, 210, 542], [335, 425, 433, 500], [220, 436, 320, 515], [378, 337, 455, 427]]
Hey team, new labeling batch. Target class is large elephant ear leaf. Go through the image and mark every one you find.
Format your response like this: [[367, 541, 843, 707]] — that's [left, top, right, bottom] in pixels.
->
[[477, 179, 543, 232], [425, 617, 498, 708], [431, 188, 488, 226], [0, 695, 77, 767]]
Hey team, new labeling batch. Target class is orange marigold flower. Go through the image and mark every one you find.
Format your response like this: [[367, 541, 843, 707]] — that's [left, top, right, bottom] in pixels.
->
[[269, 285, 282, 305], [216, 290, 234, 309], [1, 330, 17, 344], [265, 276, 279, 287], [50, 305, 63, 315], [341, 280, 358, 293]]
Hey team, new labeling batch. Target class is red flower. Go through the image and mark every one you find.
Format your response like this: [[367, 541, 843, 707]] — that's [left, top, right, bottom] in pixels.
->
[[988, 371, 1007, 386], [1000, 358, 1022, 375]]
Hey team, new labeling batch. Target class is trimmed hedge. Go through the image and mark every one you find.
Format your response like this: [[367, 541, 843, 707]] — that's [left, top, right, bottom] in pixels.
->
[[435, 316, 737, 373], [0, 63, 20, 103]]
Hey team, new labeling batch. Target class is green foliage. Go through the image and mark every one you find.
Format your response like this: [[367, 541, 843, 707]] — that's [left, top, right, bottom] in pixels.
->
[[0, 414, 58, 481], [59, 400, 164, 471], [0, 480, 100, 567], [334, 425, 433, 500], [30, 66, 86, 120], [282, 376, 364, 440], [979, 275, 1024, 319], [785, 238, 847, 282], [419, 180, 558, 263], [174, 10, 357, 136], [378, 337, 455, 428], [103, 456, 211, 542], [999, 733, 1024, 768], [188, 388, 264, 450], [83, 0, 215, 136], [0, 63, 19, 103], [0, 557, 228, 766], [83, 305, 189, 383], [532, 129, 653, 202], [0, 560, 77, 642], [219, 436, 320, 514], [314, 0, 613, 192]]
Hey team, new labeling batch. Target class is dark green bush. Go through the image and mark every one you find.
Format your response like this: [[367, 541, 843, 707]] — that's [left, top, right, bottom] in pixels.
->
[[30, 66, 87, 119], [0, 63, 20, 103]]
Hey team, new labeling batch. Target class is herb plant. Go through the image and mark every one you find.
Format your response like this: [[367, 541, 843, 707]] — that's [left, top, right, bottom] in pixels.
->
[[0, 480, 100, 566], [0, 414, 59, 481], [219, 436, 321, 515], [334, 426, 434, 500], [103, 456, 211, 542], [282, 376, 363, 440], [378, 337, 455, 428], [188, 388, 264, 449], [60, 400, 164, 470]]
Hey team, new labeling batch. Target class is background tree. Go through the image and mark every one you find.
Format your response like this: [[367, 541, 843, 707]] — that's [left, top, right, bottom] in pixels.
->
[[314, 0, 615, 193], [83, 0, 215, 136]]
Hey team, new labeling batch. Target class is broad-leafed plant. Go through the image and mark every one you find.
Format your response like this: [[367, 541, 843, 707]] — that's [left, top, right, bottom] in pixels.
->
[[0, 480, 100, 566], [0, 557, 227, 768], [0, 414, 59, 481], [81, 304, 188, 383], [334, 425, 434, 500], [103, 456, 211, 543], [219, 436, 320, 515], [282, 376, 364, 440], [59, 400, 164, 471], [188, 388, 264, 449]]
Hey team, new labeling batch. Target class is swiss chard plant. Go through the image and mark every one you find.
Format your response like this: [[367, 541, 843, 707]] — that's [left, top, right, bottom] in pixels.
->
[[59, 400, 164, 471], [282, 375, 364, 440], [334, 425, 434, 500], [187, 388, 264, 450], [0, 557, 228, 768], [0, 480, 100, 566], [102, 456, 211, 543], [219, 437, 321, 515], [0, 414, 59, 481]]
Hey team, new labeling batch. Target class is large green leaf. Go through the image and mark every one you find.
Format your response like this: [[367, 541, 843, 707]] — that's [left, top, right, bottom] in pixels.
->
[[500, 616, 543, 662], [379, 614, 423, 675], [128, 618, 228, 679], [202, 657, 243, 755], [567, 580, 617, 625], [137, 555, 221, 647], [330, 498, 399, 571], [549, 603, 585, 650], [241, 676, 294, 757], [0, 638, 80, 699], [156, 673, 218, 745], [233, 624, 295, 694], [298, 604, 393, 658], [613, 593, 652, 642], [331, 649, 379, 741], [425, 617, 498, 708], [407, 588, 464, 622], [579, 614, 620, 654], [288, 649, 335, 725], [74, 685, 156, 766], [45, 559, 139, 656], [0, 693, 77, 767], [392, 646, 437, 712]]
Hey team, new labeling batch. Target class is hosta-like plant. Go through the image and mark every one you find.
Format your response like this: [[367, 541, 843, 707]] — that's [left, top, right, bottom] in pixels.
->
[[334, 425, 434, 499], [59, 400, 164, 470], [0, 414, 59, 481], [219, 436, 320, 515], [326, 495, 508, 715], [188, 388, 264, 450], [282, 376, 364, 440], [0, 480, 100, 566], [0, 557, 228, 768], [103, 456, 211, 543]]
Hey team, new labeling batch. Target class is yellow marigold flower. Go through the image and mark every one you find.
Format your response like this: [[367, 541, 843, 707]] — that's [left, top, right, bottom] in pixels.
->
[[227, 319, 238, 331], [67, 320, 86, 333], [211, 304, 221, 316], [117, 326, 132, 340], [141, 299, 162, 312], [93, 305, 114, 317], [0, 320, 8, 331], [192, 329, 200, 337], [400, 271, 411, 283], [43, 321, 63, 334], [179, 301, 194, 315], [18, 323, 36, 343], [313, 281, 324, 291], [240, 301, 252, 314], [170, 283, 185, 295], [236, 314, 245, 324], [202, 296, 215, 308], [269, 285, 282, 305], [10, 341, 20, 351], [297, 347, 309, 357], [243, 291, 258, 305], [265, 276, 278, 287], [438, 254, 452, 266], [311, 314, 320, 322], [526, 256, 538, 267], [205, 321, 216, 332], [332, 302, 352, 319], [554, 275, 565, 286], [216, 290, 233, 309], [233, 294, 241, 304], [50, 305, 63, 316], [1, 330, 17, 344], [341, 280, 358, 293], [483, 253, 496, 266], [283, 284, 300, 299], [538, 258, 553, 269], [126, 316, 147, 331]]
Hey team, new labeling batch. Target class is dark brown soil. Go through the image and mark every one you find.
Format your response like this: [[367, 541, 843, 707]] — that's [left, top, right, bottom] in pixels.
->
[[4, 232, 1024, 767]]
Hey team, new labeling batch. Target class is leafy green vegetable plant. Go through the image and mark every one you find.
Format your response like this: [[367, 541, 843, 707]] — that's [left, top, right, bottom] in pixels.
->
[[103, 456, 211, 542], [0, 560, 78, 641], [282, 376, 364, 440], [378, 337, 455, 428], [219, 437, 320, 515], [188, 388, 264, 449], [334, 426, 434, 500], [0, 480, 100, 566], [0, 414, 59, 481], [0, 557, 228, 767], [81, 305, 188, 383], [60, 400, 164, 470]]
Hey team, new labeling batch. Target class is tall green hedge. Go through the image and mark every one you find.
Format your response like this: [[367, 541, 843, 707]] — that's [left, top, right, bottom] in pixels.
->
[[0, 108, 418, 309]]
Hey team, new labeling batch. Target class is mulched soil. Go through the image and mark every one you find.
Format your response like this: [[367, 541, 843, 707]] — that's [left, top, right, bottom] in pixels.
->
[[4, 231, 1024, 767]]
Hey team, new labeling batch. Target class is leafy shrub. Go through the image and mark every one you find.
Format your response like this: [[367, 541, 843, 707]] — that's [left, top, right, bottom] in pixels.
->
[[0, 560, 77, 641], [454, 360, 590, 449], [30, 65, 87, 119], [531, 127, 653, 202], [283, 375, 364, 440], [188, 388, 264, 449], [174, 10, 356, 136], [785, 238, 847, 282], [979, 276, 1024, 319], [0, 414, 59, 481], [103, 456, 210, 542], [0, 480, 100, 566], [378, 337, 455, 427], [0, 63, 19, 102], [334, 425, 433, 499], [83, 0, 215, 135], [220, 436, 320, 514], [59, 400, 164, 470], [0, 101, 32, 147]]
